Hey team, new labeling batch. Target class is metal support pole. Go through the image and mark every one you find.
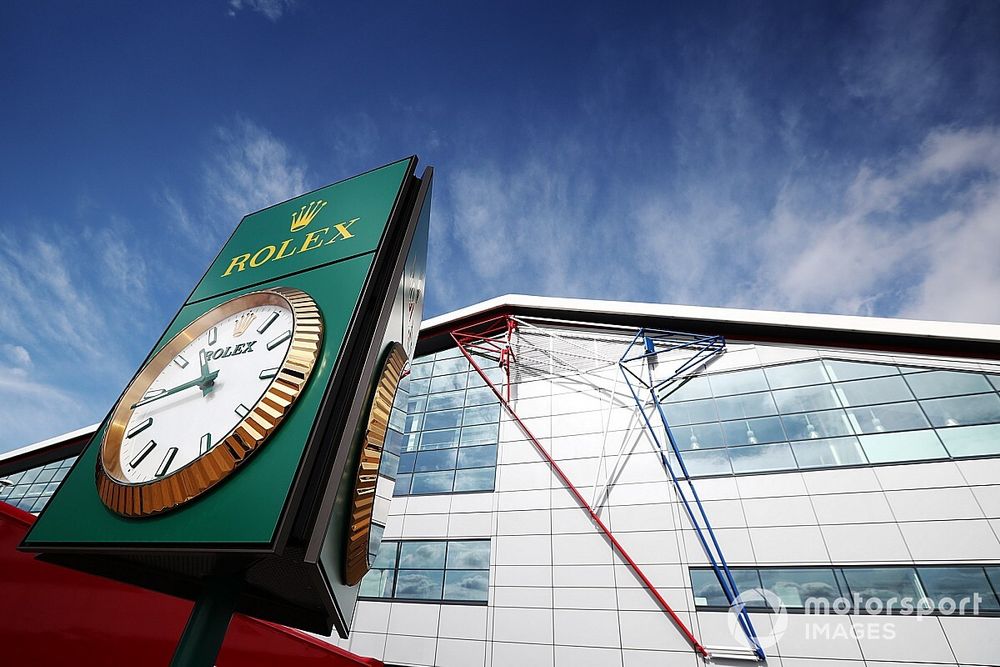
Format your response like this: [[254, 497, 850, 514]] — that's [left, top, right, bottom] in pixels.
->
[[169, 570, 242, 667]]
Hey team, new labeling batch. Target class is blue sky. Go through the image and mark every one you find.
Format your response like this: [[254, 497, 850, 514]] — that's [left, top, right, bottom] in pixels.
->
[[1, 0, 998, 452]]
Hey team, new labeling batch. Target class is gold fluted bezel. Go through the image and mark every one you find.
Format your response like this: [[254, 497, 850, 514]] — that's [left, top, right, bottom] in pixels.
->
[[96, 287, 323, 518], [345, 342, 407, 585]]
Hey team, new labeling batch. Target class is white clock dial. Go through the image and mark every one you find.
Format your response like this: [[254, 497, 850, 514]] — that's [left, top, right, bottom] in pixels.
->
[[116, 304, 294, 484]]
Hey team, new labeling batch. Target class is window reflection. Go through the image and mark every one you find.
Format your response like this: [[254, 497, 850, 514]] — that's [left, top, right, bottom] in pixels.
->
[[362, 540, 490, 603]]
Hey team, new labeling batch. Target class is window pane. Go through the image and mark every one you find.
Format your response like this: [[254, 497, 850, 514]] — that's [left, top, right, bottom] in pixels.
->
[[454, 467, 495, 492], [709, 368, 769, 396], [427, 390, 466, 411], [409, 362, 433, 379], [773, 385, 842, 414], [447, 541, 491, 569], [731, 570, 767, 607], [394, 570, 444, 599], [399, 541, 447, 568], [420, 428, 461, 450], [407, 395, 427, 413], [918, 567, 1000, 611], [665, 376, 712, 402], [715, 392, 778, 421], [764, 361, 830, 389], [722, 416, 786, 446], [906, 370, 993, 399], [457, 445, 497, 469], [410, 378, 430, 395], [989, 375, 1000, 391], [782, 410, 853, 441], [791, 437, 867, 469], [433, 356, 470, 375], [465, 386, 497, 406], [461, 424, 498, 446], [760, 568, 841, 609], [360, 569, 394, 598], [414, 449, 458, 472], [676, 449, 732, 476], [663, 398, 718, 426], [691, 569, 728, 606], [424, 409, 464, 431], [444, 570, 489, 601], [921, 393, 1000, 428], [986, 567, 1000, 598], [823, 360, 898, 382], [729, 443, 797, 474], [937, 423, 1000, 458], [847, 402, 929, 434], [393, 473, 412, 496], [410, 471, 455, 494], [372, 541, 398, 569], [842, 568, 925, 609], [430, 374, 466, 393], [673, 423, 725, 450], [858, 430, 947, 464], [836, 376, 914, 407], [464, 404, 500, 426]]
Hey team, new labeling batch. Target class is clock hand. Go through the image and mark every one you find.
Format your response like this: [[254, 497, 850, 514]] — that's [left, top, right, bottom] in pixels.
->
[[199, 349, 216, 397], [131, 369, 220, 409]]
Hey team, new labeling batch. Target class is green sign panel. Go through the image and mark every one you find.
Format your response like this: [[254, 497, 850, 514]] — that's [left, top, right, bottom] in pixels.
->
[[22, 157, 433, 638]]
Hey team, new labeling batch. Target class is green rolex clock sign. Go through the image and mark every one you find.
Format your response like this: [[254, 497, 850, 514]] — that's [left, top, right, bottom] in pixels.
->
[[21, 157, 432, 646]]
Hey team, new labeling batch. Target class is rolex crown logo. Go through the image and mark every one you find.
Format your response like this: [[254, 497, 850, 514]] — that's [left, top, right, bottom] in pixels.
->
[[233, 312, 257, 338], [290, 199, 328, 232]]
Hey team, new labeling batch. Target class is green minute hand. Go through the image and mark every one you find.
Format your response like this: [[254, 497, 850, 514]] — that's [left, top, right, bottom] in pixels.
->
[[131, 369, 220, 409]]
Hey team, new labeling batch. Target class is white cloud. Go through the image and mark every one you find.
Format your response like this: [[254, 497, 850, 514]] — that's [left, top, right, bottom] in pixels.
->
[[755, 125, 1000, 323], [203, 118, 308, 239], [1, 344, 31, 369], [227, 0, 295, 21]]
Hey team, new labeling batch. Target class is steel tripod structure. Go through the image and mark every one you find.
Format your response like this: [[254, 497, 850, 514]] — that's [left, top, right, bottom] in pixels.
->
[[619, 329, 766, 661], [449, 314, 768, 661]]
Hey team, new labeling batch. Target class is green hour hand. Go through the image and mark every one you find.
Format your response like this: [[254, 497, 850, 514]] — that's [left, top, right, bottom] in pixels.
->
[[131, 369, 220, 409]]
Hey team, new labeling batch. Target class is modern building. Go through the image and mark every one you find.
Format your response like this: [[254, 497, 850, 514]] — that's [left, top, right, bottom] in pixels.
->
[[5, 294, 1000, 667]]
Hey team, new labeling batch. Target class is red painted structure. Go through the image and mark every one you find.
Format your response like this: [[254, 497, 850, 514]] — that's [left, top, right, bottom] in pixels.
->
[[0, 502, 381, 667]]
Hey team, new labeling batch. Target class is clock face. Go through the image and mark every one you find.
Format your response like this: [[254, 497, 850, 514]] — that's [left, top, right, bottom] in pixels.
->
[[97, 287, 323, 517], [117, 304, 295, 484]]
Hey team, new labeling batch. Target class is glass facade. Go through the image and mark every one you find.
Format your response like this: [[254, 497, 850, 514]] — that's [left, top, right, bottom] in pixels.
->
[[396, 349, 503, 496], [664, 357, 1000, 477], [359, 539, 490, 604], [0, 457, 77, 513], [691, 565, 1000, 613]]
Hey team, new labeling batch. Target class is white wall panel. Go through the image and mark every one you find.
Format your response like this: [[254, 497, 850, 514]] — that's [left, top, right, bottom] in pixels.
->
[[384, 634, 437, 666], [436, 638, 487, 667], [855, 615, 956, 663], [492, 606, 553, 644], [886, 487, 985, 521], [810, 492, 895, 525], [899, 519, 1000, 561], [938, 615, 1000, 666], [553, 608, 622, 648], [438, 604, 488, 640], [821, 523, 912, 562]]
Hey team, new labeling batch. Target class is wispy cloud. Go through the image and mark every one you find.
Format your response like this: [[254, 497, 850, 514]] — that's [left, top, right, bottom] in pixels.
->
[[202, 118, 308, 240], [227, 0, 295, 21]]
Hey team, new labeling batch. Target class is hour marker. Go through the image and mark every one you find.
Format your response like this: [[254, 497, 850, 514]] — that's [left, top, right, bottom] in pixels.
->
[[259, 367, 278, 380], [129, 440, 157, 468], [235, 403, 250, 418], [257, 311, 279, 334], [143, 388, 166, 401], [174, 354, 189, 369], [267, 330, 292, 351], [155, 447, 179, 477], [127, 418, 153, 438], [200, 433, 212, 455], [208, 327, 218, 346]]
